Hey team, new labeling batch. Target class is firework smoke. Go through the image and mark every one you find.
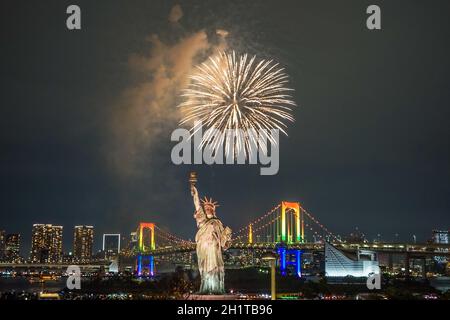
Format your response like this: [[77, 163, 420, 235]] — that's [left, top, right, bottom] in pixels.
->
[[109, 5, 229, 178]]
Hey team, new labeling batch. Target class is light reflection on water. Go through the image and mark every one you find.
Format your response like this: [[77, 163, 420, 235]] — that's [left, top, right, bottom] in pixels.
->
[[0, 277, 68, 293]]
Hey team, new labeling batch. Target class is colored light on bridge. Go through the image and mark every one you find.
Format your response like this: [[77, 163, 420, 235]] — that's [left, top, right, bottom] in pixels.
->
[[278, 247, 286, 275], [137, 255, 142, 276], [149, 256, 154, 276], [136, 254, 155, 277], [281, 202, 302, 244], [296, 250, 302, 277], [138, 222, 155, 251], [277, 246, 303, 278]]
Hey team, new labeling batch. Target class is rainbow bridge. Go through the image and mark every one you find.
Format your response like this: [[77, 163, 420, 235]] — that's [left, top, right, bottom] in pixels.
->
[[128, 202, 450, 277]]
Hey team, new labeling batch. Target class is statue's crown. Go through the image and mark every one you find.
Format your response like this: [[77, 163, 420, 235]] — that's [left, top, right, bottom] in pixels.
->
[[201, 197, 219, 210]]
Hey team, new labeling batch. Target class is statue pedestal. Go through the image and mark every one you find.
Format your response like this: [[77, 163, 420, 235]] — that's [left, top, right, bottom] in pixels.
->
[[187, 294, 240, 300]]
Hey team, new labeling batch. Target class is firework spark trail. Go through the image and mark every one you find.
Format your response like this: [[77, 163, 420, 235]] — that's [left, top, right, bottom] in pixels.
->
[[178, 51, 296, 158]]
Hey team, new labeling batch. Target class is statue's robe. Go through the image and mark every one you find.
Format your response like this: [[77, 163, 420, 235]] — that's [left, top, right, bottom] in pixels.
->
[[194, 208, 231, 294]]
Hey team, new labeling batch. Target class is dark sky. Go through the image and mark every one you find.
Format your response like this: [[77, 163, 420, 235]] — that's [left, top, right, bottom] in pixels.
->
[[1, 0, 449, 255]]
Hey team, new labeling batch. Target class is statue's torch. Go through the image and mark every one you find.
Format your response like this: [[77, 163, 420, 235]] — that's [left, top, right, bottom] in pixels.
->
[[189, 172, 199, 206], [189, 171, 197, 188]]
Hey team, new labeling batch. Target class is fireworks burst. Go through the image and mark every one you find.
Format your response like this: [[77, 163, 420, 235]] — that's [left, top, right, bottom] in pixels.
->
[[178, 50, 296, 157]]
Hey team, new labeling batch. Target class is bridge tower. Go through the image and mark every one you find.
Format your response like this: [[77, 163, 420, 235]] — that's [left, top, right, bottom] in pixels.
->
[[277, 245, 303, 277], [138, 222, 155, 251], [136, 222, 155, 276], [281, 201, 304, 243], [280, 202, 304, 277], [248, 223, 253, 244]]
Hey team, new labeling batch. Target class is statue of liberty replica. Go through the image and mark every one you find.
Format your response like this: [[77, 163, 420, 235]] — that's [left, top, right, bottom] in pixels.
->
[[189, 172, 232, 294]]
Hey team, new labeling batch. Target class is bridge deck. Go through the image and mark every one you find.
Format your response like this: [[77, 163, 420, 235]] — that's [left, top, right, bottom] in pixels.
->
[[133, 242, 450, 256]]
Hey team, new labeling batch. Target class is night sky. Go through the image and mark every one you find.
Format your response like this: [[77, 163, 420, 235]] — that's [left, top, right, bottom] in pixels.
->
[[1, 0, 449, 254]]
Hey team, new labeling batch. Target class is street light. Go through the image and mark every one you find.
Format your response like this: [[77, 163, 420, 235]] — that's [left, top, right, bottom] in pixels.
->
[[262, 252, 277, 300]]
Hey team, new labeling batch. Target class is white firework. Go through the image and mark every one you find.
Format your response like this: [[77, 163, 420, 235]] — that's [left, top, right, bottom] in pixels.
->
[[178, 50, 296, 157]]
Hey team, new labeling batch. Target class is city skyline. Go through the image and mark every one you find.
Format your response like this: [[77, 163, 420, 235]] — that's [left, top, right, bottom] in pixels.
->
[[1, 221, 448, 260], [1, 206, 448, 256]]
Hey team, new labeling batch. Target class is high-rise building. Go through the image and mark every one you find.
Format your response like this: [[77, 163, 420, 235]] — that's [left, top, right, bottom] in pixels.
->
[[0, 230, 5, 260], [5, 234, 21, 262], [30, 224, 63, 263], [102, 234, 121, 259], [432, 230, 449, 244], [73, 226, 94, 263], [125, 231, 138, 253], [432, 230, 449, 265]]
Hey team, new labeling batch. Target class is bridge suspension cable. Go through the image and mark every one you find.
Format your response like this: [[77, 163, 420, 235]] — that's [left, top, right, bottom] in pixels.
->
[[139, 201, 341, 250], [232, 204, 281, 239], [234, 214, 281, 242], [154, 225, 194, 246], [300, 207, 341, 242], [232, 202, 341, 244]]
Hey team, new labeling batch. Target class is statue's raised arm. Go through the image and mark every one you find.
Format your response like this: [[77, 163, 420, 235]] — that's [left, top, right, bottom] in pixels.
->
[[191, 185, 206, 225], [191, 185, 201, 211]]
